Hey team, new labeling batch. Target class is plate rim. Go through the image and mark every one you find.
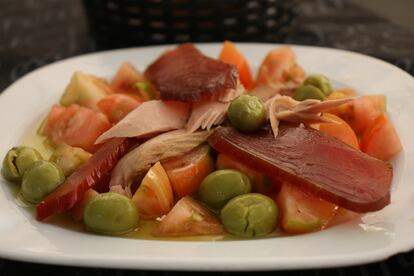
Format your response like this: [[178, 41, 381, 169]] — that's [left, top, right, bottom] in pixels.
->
[[1, 42, 413, 271]]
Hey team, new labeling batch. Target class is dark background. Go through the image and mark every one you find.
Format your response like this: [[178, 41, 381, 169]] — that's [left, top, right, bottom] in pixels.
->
[[1, 0, 414, 275]]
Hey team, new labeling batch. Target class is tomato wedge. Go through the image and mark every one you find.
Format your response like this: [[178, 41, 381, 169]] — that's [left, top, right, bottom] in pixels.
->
[[255, 47, 304, 87], [328, 95, 386, 134], [36, 138, 135, 220], [219, 41, 253, 89], [277, 182, 338, 234], [60, 72, 112, 110], [315, 113, 359, 149], [361, 114, 402, 161], [152, 197, 224, 237], [97, 94, 141, 123], [326, 88, 356, 100], [216, 153, 277, 195], [111, 62, 145, 94], [43, 104, 111, 153], [132, 162, 174, 219], [161, 144, 214, 198], [328, 208, 361, 227]]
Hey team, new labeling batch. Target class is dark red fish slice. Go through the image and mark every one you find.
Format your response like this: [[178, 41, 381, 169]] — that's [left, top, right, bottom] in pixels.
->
[[37, 137, 136, 220], [145, 43, 238, 102], [208, 126, 393, 212]]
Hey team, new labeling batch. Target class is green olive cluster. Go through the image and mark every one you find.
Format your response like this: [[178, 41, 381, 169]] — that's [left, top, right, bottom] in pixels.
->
[[2, 146, 139, 236], [198, 169, 279, 238], [2, 147, 64, 204], [294, 75, 333, 101]]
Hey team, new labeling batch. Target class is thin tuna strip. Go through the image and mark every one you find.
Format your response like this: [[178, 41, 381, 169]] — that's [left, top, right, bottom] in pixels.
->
[[95, 100, 190, 144], [109, 129, 211, 196], [185, 81, 244, 132], [265, 95, 354, 137], [186, 101, 229, 133]]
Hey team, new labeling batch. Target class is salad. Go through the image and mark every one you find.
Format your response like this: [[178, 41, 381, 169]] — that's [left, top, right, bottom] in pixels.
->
[[1, 41, 402, 239]]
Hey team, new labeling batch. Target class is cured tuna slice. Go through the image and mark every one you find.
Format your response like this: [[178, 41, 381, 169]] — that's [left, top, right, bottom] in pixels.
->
[[95, 100, 190, 144], [145, 43, 239, 102], [207, 126, 393, 212]]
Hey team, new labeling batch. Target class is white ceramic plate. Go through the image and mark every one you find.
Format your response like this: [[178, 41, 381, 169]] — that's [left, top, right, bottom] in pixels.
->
[[0, 43, 413, 271]]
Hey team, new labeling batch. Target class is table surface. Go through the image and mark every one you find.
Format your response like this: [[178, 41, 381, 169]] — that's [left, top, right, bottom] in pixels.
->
[[1, 0, 414, 275]]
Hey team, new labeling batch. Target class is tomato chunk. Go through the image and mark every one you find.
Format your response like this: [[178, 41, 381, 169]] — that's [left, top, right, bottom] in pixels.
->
[[219, 41, 253, 89], [216, 153, 277, 195], [277, 182, 338, 234], [361, 114, 402, 161], [36, 137, 135, 220], [328, 208, 361, 227], [152, 197, 224, 237], [43, 104, 111, 153], [315, 113, 359, 149], [328, 95, 386, 134], [111, 62, 145, 94], [97, 94, 141, 123], [255, 47, 304, 87], [326, 88, 356, 100], [162, 144, 214, 198], [60, 72, 112, 110], [132, 162, 174, 219]]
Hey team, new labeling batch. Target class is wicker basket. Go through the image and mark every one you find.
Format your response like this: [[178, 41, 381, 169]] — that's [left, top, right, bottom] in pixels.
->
[[83, 0, 295, 48]]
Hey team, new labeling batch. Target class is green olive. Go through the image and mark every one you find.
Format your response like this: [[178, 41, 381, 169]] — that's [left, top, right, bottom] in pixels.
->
[[2, 147, 43, 182], [1, 148, 20, 182], [198, 169, 251, 209], [21, 160, 64, 203], [84, 192, 139, 235], [50, 144, 91, 176], [303, 74, 332, 96], [294, 85, 326, 101], [16, 147, 43, 175], [221, 193, 278, 238], [227, 95, 266, 133]]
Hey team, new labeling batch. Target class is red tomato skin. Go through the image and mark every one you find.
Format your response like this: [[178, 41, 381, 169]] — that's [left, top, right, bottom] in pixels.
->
[[361, 114, 402, 161], [36, 138, 136, 220]]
